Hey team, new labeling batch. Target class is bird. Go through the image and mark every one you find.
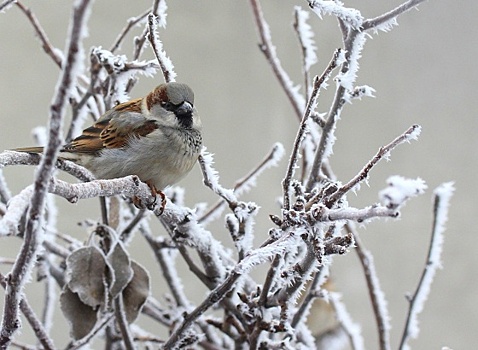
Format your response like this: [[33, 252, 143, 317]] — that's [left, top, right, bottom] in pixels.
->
[[15, 82, 203, 208]]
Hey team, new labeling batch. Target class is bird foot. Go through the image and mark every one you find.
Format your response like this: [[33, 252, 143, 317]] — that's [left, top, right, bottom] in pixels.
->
[[132, 182, 166, 214]]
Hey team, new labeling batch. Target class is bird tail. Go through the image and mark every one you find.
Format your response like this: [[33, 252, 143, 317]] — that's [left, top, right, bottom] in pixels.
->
[[13, 147, 45, 154]]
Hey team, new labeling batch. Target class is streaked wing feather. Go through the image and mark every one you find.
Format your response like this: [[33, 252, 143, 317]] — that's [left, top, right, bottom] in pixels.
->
[[63, 98, 158, 154]]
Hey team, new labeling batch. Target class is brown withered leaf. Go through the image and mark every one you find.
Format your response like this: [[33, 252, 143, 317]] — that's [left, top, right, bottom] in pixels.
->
[[107, 241, 133, 299], [60, 285, 98, 340], [122, 260, 150, 323], [66, 246, 106, 308]]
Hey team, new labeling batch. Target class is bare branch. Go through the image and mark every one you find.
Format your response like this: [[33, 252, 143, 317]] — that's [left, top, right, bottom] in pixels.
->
[[0, 0, 15, 12], [114, 295, 135, 350], [15, 2, 62, 68], [249, 0, 305, 120], [110, 9, 150, 53]]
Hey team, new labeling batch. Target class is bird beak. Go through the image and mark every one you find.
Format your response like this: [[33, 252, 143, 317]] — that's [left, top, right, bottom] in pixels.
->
[[175, 101, 193, 118]]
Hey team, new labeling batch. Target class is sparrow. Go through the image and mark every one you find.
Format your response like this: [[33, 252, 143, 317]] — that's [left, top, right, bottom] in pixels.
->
[[15, 82, 202, 206]]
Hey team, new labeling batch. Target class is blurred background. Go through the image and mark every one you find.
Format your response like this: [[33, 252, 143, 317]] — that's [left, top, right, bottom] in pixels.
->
[[0, 0, 476, 348]]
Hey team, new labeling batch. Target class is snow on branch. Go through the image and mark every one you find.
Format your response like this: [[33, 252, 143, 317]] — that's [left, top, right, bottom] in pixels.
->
[[307, 0, 364, 30], [147, 12, 176, 83], [325, 124, 422, 207], [328, 291, 365, 350], [399, 182, 455, 350], [379, 176, 427, 210]]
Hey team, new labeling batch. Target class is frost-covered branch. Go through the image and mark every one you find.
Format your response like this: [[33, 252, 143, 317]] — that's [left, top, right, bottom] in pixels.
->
[[329, 291, 365, 350], [399, 182, 455, 350], [147, 12, 176, 83], [324, 124, 422, 207], [293, 6, 318, 99], [0, 273, 56, 350], [362, 0, 427, 32], [199, 143, 284, 225], [110, 9, 150, 53], [0, 0, 93, 346], [350, 224, 391, 350], [282, 49, 343, 210]]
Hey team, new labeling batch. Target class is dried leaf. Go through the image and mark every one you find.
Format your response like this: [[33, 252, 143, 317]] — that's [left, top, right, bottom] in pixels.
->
[[66, 246, 106, 308], [107, 242, 133, 298], [122, 260, 150, 323], [60, 285, 98, 340]]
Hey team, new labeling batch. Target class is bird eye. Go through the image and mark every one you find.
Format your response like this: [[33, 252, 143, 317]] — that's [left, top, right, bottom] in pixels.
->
[[161, 101, 174, 110]]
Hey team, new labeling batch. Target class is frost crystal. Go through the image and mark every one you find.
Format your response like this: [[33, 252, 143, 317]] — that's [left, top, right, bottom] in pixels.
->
[[295, 6, 318, 71], [379, 175, 427, 209], [308, 0, 364, 29]]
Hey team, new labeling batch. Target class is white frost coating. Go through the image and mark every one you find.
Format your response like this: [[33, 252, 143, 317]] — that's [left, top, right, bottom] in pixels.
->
[[406, 125, 422, 142], [200, 148, 236, 203], [157, 0, 168, 28], [364, 249, 391, 333], [0, 169, 12, 201], [337, 32, 367, 91], [328, 292, 365, 350], [32, 126, 48, 146], [234, 234, 293, 274], [0, 186, 33, 236], [149, 14, 177, 82], [262, 19, 306, 112], [373, 17, 399, 33], [322, 116, 337, 160], [295, 6, 318, 71], [308, 0, 364, 29], [406, 182, 454, 341], [379, 176, 427, 209]]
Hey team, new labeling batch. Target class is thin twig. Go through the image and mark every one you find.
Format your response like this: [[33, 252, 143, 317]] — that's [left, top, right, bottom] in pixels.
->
[[305, 30, 359, 192], [249, 0, 305, 120], [198, 143, 284, 225], [0, 0, 16, 12], [362, 0, 427, 31], [110, 9, 150, 53], [399, 183, 454, 350], [290, 265, 327, 328], [282, 49, 342, 210], [197, 153, 237, 208], [114, 295, 135, 350], [349, 224, 390, 350], [163, 270, 241, 350], [15, 1, 62, 68], [324, 124, 421, 207], [132, 0, 162, 60], [0, 273, 56, 350], [147, 13, 176, 83]]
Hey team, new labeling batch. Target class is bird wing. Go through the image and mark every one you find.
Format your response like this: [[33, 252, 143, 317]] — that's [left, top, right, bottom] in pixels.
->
[[63, 98, 159, 154]]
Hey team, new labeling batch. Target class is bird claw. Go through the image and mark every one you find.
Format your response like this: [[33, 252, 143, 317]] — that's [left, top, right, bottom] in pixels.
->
[[132, 182, 166, 214]]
